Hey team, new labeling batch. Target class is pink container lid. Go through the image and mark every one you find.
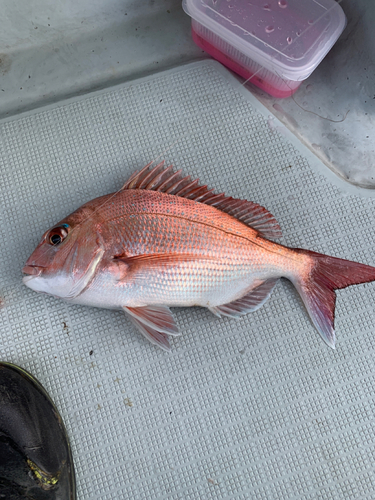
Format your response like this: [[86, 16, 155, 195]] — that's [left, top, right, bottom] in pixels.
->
[[182, 0, 346, 81]]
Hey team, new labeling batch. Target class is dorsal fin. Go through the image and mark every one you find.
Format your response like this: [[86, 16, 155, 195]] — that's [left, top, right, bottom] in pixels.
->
[[122, 162, 282, 239]]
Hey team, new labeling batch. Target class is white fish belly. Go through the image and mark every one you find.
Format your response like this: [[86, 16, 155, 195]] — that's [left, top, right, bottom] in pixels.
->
[[71, 257, 280, 309]]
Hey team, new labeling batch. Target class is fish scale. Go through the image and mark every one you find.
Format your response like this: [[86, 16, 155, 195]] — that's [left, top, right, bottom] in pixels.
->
[[23, 162, 375, 350], [94, 188, 259, 256]]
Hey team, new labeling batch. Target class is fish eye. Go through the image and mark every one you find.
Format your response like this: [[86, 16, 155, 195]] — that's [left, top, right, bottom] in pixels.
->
[[48, 225, 69, 246]]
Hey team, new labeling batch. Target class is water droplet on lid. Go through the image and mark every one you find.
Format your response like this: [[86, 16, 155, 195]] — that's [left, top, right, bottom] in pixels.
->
[[278, 0, 287, 8], [263, 4, 271, 10], [287, 36, 292, 44], [308, 19, 314, 25], [265, 25, 274, 33], [296, 31, 301, 36]]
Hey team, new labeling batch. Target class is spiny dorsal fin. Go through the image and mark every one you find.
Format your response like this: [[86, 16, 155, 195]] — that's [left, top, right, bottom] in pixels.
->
[[122, 161, 282, 239]]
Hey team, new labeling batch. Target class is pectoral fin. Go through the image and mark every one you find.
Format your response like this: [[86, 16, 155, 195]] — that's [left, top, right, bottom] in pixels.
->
[[123, 305, 180, 351], [114, 253, 206, 273]]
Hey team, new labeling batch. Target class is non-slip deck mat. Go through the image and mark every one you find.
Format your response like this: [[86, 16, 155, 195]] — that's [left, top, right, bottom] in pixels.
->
[[1, 61, 375, 499]]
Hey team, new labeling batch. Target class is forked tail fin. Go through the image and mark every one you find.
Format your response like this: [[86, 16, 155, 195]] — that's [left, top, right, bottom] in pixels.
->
[[292, 249, 375, 348]]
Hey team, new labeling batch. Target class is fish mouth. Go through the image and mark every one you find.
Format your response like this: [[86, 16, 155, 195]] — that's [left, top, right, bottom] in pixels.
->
[[22, 265, 43, 277]]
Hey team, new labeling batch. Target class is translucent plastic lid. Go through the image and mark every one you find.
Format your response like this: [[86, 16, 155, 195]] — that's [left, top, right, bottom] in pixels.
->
[[183, 0, 346, 80]]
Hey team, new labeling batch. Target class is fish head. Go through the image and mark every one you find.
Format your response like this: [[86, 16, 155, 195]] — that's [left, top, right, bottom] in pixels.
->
[[23, 207, 105, 300]]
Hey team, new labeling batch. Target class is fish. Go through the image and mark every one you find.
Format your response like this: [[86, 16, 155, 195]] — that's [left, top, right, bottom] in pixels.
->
[[22, 161, 375, 350]]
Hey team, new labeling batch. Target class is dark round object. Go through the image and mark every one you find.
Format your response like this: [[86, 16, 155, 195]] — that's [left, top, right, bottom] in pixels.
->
[[0, 362, 76, 499], [48, 226, 69, 246], [50, 234, 62, 245]]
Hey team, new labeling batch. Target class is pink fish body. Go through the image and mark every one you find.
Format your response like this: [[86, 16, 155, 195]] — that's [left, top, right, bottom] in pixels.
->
[[23, 162, 375, 350]]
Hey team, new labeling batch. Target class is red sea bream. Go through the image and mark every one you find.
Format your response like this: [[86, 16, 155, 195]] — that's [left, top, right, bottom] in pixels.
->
[[23, 162, 375, 350]]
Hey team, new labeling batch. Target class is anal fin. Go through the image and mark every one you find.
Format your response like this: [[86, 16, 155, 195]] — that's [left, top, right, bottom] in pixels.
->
[[209, 278, 278, 318], [123, 305, 180, 351]]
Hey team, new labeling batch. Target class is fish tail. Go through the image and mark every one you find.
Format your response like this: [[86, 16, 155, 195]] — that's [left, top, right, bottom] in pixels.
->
[[291, 249, 375, 348]]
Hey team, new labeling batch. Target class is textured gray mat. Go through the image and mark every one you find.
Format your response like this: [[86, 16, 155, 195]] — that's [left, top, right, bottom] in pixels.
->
[[1, 61, 375, 499]]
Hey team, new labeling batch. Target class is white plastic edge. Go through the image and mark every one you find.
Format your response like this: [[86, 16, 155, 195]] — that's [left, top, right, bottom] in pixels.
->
[[182, 0, 347, 81]]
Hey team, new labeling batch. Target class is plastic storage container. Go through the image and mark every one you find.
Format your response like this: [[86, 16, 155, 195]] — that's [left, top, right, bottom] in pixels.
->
[[182, 0, 346, 98]]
